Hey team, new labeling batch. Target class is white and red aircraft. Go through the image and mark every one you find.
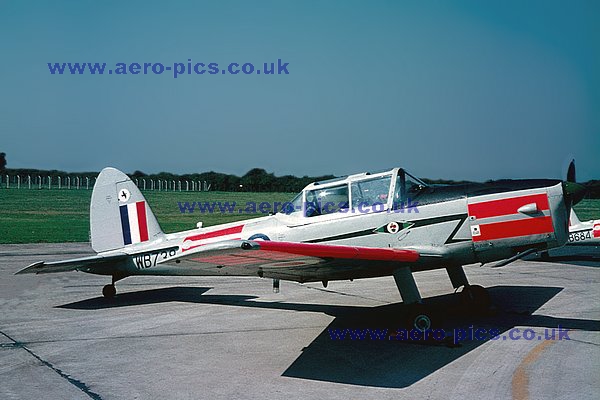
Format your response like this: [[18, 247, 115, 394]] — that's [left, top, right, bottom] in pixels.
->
[[567, 209, 600, 245], [524, 209, 600, 263], [17, 164, 587, 331]]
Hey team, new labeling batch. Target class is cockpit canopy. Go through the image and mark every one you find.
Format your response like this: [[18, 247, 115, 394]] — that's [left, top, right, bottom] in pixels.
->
[[280, 168, 427, 217]]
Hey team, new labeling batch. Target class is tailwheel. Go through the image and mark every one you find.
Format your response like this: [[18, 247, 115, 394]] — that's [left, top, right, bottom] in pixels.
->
[[102, 284, 116, 299], [460, 284, 491, 313], [405, 304, 440, 333]]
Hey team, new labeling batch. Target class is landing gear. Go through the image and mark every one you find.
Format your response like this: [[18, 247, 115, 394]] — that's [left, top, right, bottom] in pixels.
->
[[393, 268, 442, 332], [446, 266, 492, 314], [392, 266, 493, 334], [405, 304, 439, 332], [102, 284, 116, 298], [102, 273, 126, 299], [460, 284, 491, 313]]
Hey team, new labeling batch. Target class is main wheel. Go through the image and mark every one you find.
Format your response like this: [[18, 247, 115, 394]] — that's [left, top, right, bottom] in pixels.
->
[[102, 284, 116, 298], [460, 284, 490, 313], [405, 304, 439, 333]]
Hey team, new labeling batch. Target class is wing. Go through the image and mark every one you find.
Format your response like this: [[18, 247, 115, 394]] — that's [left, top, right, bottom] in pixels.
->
[[168, 240, 420, 283], [16, 241, 421, 283], [16, 253, 128, 275]]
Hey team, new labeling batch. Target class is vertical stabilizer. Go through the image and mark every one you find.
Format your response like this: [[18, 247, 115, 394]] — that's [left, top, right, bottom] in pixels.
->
[[90, 167, 163, 252], [569, 208, 582, 227]]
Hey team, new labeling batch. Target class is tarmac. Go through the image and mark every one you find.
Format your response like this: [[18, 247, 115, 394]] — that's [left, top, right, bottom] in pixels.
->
[[1, 243, 598, 400]]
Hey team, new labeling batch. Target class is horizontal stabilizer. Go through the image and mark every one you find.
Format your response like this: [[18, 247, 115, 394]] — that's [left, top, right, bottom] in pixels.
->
[[16, 253, 128, 275]]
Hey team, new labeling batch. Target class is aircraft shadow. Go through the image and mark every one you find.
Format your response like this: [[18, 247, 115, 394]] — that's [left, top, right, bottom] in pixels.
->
[[282, 286, 600, 387], [58, 285, 600, 388], [57, 287, 215, 309]]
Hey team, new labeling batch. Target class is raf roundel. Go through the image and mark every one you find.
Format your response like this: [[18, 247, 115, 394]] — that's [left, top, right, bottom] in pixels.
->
[[387, 222, 400, 234]]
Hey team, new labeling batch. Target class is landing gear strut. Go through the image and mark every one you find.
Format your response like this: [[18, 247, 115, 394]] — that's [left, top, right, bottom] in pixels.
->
[[460, 284, 491, 313], [393, 268, 441, 332], [446, 265, 491, 313]]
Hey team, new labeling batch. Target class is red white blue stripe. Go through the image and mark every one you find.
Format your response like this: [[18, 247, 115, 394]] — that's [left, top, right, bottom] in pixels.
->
[[119, 201, 149, 245]]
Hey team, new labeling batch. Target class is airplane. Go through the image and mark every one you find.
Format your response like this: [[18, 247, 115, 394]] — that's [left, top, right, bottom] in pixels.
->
[[17, 163, 587, 332], [566, 209, 600, 246], [523, 209, 600, 263]]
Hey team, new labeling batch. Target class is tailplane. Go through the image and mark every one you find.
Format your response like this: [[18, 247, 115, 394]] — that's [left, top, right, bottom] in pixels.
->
[[569, 208, 582, 227], [90, 167, 164, 252]]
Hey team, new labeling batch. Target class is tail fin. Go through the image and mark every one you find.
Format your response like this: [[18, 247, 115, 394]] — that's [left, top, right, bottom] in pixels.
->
[[90, 167, 164, 252], [569, 208, 582, 227]]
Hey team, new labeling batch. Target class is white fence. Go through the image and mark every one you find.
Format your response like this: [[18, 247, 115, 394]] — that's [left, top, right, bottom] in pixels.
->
[[0, 175, 211, 191]]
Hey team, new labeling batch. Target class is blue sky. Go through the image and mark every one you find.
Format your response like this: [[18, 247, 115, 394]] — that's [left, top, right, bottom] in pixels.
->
[[0, 0, 598, 181]]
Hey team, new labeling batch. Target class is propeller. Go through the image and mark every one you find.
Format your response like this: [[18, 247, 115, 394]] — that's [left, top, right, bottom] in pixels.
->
[[562, 159, 587, 213], [567, 159, 576, 183]]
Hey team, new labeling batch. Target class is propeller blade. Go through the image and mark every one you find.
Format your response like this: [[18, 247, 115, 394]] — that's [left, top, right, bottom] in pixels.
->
[[567, 159, 576, 182], [563, 181, 587, 206]]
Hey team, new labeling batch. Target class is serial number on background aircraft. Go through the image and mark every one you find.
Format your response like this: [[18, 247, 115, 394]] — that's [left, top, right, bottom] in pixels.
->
[[569, 230, 593, 243], [134, 247, 178, 269]]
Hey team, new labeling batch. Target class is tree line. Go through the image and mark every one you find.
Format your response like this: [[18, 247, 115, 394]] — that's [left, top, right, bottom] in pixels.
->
[[1, 166, 336, 193], [2, 158, 599, 197]]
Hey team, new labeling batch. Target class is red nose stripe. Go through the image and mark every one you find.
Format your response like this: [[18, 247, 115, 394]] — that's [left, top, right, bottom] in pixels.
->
[[468, 193, 549, 220], [473, 216, 554, 242]]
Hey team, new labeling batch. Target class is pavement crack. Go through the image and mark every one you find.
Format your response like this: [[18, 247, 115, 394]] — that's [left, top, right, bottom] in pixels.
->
[[0, 330, 102, 400], [19, 324, 327, 345], [568, 338, 600, 347]]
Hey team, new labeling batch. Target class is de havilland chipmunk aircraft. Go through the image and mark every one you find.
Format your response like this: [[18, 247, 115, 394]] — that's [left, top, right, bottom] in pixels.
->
[[17, 163, 587, 331], [567, 209, 600, 245], [525, 209, 600, 262]]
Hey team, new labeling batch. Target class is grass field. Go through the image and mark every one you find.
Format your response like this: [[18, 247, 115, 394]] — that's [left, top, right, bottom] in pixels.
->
[[0, 190, 293, 243], [0, 189, 599, 244]]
